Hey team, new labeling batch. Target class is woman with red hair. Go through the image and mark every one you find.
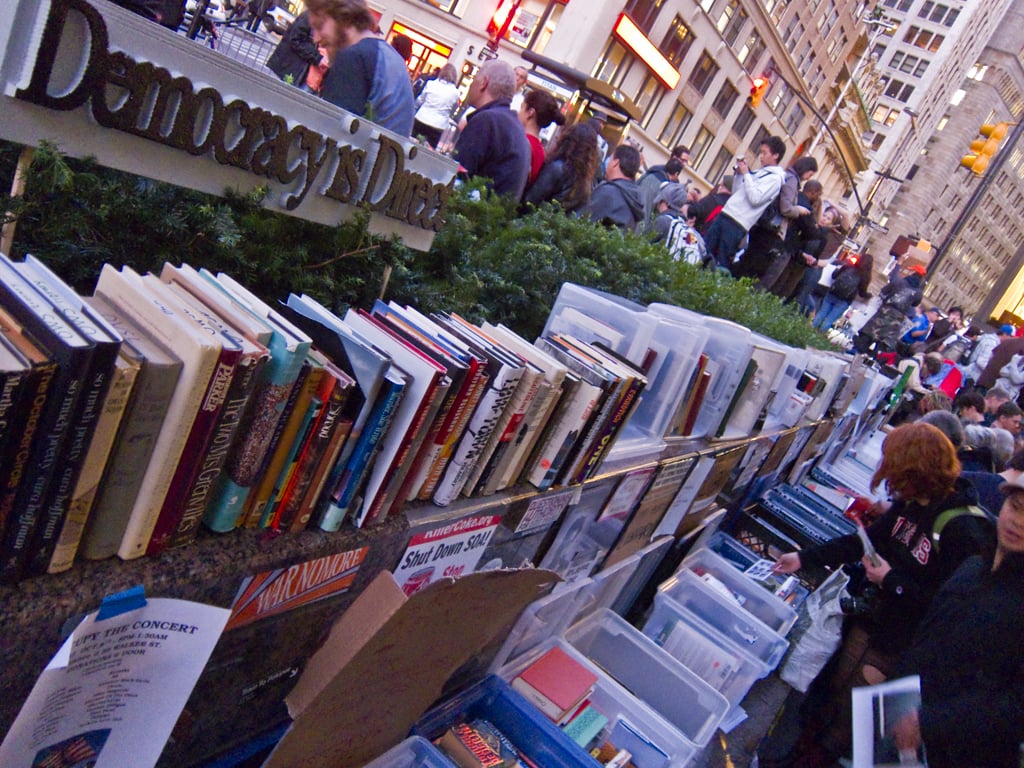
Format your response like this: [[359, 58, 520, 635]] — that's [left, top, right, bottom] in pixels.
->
[[769, 422, 993, 767]]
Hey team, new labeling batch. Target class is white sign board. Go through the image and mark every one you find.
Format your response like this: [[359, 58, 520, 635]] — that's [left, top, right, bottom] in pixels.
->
[[0, 0, 459, 250]]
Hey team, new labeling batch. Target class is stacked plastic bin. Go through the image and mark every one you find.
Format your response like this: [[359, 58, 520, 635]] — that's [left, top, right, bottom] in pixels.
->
[[642, 545, 797, 715]]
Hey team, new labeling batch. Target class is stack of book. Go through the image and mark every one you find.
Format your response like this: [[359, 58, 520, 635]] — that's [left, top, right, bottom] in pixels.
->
[[0, 255, 653, 581]]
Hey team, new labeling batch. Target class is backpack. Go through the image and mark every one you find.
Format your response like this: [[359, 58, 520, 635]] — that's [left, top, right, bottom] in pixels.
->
[[830, 264, 861, 301], [930, 505, 992, 552], [665, 218, 707, 265], [754, 191, 783, 235]]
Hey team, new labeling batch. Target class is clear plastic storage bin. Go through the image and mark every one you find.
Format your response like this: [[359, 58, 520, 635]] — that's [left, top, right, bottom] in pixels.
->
[[500, 640, 698, 767], [641, 599, 761, 712], [679, 547, 798, 635], [363, 736, 455, 768], [564, 609, 729, 747], [649, 568, 790, 672]]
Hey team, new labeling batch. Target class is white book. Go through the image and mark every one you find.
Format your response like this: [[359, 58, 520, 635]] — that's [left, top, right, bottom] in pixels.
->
[[94, 265, 221, 560]]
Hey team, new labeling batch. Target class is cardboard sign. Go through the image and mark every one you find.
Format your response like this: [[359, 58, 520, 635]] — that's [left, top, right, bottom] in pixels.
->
[[394, 515, 501, 594], [0, 0, 458, 250]]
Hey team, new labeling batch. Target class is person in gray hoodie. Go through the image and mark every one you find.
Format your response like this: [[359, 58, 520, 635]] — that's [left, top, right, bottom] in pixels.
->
[[586, 144, 644, 231]]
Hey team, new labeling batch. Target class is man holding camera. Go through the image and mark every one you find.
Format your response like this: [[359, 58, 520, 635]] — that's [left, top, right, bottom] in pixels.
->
[[703, 136, 786, 271]]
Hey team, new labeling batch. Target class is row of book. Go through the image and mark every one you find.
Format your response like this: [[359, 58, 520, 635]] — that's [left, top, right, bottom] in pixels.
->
[[0, 255, 649, 582]]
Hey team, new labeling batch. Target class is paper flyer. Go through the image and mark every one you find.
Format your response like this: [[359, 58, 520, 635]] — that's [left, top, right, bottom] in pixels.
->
[[0, 597, 230, 768], [394, 514, 501, 594]]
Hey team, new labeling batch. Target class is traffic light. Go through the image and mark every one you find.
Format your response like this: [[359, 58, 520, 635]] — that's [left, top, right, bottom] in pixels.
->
[[960, 122, 1010, 175], [748, 75, 769, 108], [486, 0, 520, 49]]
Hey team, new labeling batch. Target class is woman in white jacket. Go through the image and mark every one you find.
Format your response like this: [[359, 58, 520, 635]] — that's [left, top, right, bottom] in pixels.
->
[[412, 63, 461, 149]]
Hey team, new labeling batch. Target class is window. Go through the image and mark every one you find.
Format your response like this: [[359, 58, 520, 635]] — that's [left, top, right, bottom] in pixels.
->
[[689, 125, 714, 168], [943, 8, 959, 26], [936, 115, 949, 131], [784, 103, 805, 135], [592, 40, 633, 86], [659, 102, 692, 148], [711, 82, 739, 118], [827, 33, 847, 63], [699, 0, 715, 12], [688, 51, 720, 95], [635, 75, 666, 129], [768, 79, 793, 114], [623, 0, 665, 34], [799, 48, 817, 78], [783, 16, 804, 46], [904, 26, 945, 52], [661, 16, 695, 66], [732, 104, 756, 138], [736, 31, 765, 67], [760, 0, 787, 23], [717, 0, 748, 46], [883, 0, 912, 9], [706, 146, 733, 182], [883, 80, 914, 101], [750, 125, 771, 155], [967, 64, 988, 81]]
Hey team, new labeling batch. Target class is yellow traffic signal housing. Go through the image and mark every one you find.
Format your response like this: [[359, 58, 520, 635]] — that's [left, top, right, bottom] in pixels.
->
[[961, 121, 1011, 174], [748, 76, 769, 108]]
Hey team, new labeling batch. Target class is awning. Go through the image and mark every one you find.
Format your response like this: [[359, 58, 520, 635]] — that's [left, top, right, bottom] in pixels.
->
[[520, 50, 643, 123]]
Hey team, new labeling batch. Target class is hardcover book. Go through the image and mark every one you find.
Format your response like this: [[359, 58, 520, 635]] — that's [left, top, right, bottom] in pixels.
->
[[0, 257, 95, 582], [78, 295, 183, 560], [511, 646, 597, 723], [12, 256, 125, 577], [94, 265, 220, 560]]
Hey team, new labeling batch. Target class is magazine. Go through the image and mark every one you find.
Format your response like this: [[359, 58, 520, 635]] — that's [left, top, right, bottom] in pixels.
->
[[851, 675, 927, 768]]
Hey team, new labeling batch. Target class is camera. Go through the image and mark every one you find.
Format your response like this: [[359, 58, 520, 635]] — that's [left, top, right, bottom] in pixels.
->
[[839, 583, 882, 617], [733, 156, 745, 172]]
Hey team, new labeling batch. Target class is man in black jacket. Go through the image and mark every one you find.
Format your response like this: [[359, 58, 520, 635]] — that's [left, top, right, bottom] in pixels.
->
[[266, 12, 324, 90], [890, 478, 1024, 767]]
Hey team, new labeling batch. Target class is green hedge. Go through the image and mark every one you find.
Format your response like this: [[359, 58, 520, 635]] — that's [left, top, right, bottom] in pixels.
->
[[0, 141, 827, 349]]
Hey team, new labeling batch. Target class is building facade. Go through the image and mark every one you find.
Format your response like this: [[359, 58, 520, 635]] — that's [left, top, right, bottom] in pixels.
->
[[363, 0, 874, 198], [849, 0, 1013, 261]]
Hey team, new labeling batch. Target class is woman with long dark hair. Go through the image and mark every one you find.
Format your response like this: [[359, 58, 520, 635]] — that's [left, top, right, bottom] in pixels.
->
[[521, 122, 598, 214]]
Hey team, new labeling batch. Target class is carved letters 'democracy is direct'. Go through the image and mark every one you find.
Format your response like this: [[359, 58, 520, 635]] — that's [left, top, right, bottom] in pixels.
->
[[6, 0, 456, 242]]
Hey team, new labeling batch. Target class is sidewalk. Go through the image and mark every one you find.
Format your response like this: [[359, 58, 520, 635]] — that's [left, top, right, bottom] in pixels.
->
[[694, 675, 792, 768]]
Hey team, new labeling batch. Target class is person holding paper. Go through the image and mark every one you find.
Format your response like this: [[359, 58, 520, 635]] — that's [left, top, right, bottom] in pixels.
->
[[770, 422, 994, 766], [888, 476, 1024, 768]]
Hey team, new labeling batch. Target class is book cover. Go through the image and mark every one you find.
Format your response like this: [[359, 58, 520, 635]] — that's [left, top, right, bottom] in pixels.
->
[[511, 645, 597, 721], [246, 358, 322, 528], [78, 294, 183, 560], [93, 265, 220, 561], [0, 308, 55, 550], [277, 294, 398, 531], [283, 357, 356, 532], [715, 357, 759, 438], [139, 276, 240, 556], [12, 255, 125, 578], [48, 350, 139, 573], [667, 352, 708, 437], [682, 361, 717, 438], [430, 313, 525, 506], [0, 257, 95, 582], [388, 305, 489, 502], [436, 722, 506, 768], [368, 301, 475, 503], [198, 269, 311, 533], [479, 323, 567, 492], [343, 309, 449, 526]]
